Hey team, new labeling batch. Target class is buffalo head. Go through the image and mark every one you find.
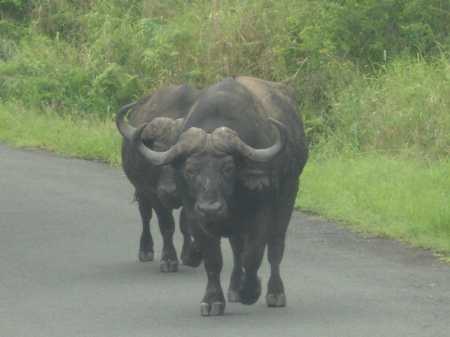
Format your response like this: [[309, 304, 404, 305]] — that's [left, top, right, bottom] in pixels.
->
[[131, 119, 287, 226], [116, 103, 184, 208]]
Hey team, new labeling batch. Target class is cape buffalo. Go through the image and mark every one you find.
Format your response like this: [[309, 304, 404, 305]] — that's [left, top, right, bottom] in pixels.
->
[[131, 76, 308, 315], [116, 83, 201, 272]]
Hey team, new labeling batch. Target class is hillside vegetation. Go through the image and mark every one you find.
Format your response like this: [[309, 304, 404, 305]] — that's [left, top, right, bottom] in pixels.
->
[[1, 0, 449, 258]]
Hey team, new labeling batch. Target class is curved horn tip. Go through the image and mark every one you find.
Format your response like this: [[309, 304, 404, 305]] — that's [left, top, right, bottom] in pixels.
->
[[268, 117, 287, 131], [268, 118, 288, 141], [131, 122, 183, 166], [228, 117, 288, 163], [131, 123, 148, 147], [115, 102, 138, 120], [116, 102, 139, 139]]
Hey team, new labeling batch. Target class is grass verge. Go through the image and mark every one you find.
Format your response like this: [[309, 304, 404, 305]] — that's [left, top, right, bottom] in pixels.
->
[[0, 102, 121, 165], [296, 154, 450, 260]]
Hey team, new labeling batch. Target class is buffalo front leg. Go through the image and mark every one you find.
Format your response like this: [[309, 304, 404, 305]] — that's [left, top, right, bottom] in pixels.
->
[[136, 191, 154, 262], [155, 203, 179, 272], [179, 208, 191, 263], [194, 231, 225, 316]]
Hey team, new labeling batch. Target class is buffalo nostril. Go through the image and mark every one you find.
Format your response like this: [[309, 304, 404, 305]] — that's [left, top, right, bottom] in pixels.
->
[[197, 201, 225, 216], [157, 185, 177, 198]]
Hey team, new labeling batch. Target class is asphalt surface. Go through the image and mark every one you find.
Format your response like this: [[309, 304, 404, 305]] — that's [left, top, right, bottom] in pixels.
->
[[1, 143, 449, 337]]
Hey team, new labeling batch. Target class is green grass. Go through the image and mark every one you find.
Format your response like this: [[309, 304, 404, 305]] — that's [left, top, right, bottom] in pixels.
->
[[0, 103, 121, 165], [297, 154, 450, 255], [317, 54, 450, 160]]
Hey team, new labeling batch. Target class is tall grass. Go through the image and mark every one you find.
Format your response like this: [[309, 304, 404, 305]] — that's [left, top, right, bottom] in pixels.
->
[[313, 53, 450, 161], [2, 0, 448, 120]]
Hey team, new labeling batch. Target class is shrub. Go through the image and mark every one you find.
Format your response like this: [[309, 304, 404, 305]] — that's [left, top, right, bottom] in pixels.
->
[[319, 53, 450, 160], [1, 0, 449, 156]]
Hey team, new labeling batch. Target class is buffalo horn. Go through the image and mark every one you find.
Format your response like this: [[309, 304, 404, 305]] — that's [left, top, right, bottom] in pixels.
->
[[115, 102, 139, 139], [132, 123, 207, 166], [213, 118, 288, 163]]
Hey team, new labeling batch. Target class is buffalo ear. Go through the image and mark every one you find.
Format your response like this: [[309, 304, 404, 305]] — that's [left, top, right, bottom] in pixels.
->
[[170, 157, 185, 170], [142, 139, 154, 149], [237, 165, 270, 190]]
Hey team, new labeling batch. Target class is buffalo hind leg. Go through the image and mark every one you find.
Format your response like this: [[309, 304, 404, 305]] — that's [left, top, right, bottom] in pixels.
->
[[179, 208, 203, 267], [266, 236, 287, 307], [239, 242, 264, 305], [136, 191, 154, 262], [238, 208, 272, 305], [266, 183, 297, 307], [227, 235, 245, 302]]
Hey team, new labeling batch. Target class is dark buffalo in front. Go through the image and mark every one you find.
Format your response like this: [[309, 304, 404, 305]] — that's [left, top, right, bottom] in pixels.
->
[[132, 76, 308, 315], [116, 83, 201, 272]]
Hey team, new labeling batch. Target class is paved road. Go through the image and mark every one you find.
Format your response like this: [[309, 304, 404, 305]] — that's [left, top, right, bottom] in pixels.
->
[[1, 143, 449, 337]]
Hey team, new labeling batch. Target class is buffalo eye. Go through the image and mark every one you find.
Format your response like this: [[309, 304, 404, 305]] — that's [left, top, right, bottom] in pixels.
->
[[183, 160, 200, 180], [219, 158, 235, 178]]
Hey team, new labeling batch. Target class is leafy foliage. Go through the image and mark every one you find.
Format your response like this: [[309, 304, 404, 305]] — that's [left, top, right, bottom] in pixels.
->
[[1, 0, 449, 158]]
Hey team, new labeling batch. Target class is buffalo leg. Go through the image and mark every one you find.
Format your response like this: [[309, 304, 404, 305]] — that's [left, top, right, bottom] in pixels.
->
[[266, 236, 287, 307], [180, 209, 203, 267], [179, 208, 203, 267], [193, 230, 225, 316], [154, 203, 179, 272], [136, 191, 154, 262], [266, 183, 298, 307], [227, 235, 245, 302], [239, 208, 272, 305], [179, 208, 191, 263], [182, 240, 203, 268], [239, 240, 264, 305]]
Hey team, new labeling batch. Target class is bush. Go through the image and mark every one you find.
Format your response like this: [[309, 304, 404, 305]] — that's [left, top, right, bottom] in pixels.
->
[[1, 0, 449, 157], [318, 53, 450, 160], [286, 0, 450, 67]]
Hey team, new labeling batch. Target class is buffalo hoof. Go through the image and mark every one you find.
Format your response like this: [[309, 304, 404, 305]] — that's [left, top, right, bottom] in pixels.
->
[[239, 277, 261, 305], [160, 260, 178, 272], [182, 246, 203, 268], [227, 289, 240, 302], [201, 302, 225, 316], [139, 250, 154, 262], [266, 293, 287, 307]]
